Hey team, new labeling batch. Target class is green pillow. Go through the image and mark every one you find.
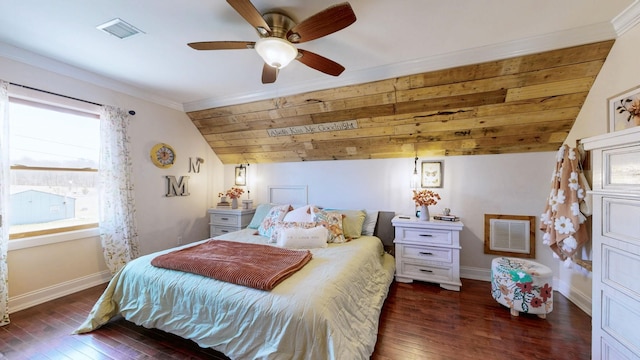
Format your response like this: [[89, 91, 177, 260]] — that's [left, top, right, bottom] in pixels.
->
[[327, 209, 367, 240], [248, 203, 275, 229]]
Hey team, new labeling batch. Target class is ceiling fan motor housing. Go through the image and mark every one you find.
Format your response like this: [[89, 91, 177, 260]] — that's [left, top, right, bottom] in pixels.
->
[[189, 1, 355, 82], [260, 12, 297, 40]]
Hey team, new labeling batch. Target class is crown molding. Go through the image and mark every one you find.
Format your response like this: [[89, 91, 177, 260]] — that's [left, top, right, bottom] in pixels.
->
[[183, 20, 618, 112], [612, 0, 640, 35], [0, 42, 183, 111], [0, 16, 623, 115]]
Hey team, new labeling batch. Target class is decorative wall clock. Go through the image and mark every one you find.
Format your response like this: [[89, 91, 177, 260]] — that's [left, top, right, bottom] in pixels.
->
[[150, 143, 176, 168]]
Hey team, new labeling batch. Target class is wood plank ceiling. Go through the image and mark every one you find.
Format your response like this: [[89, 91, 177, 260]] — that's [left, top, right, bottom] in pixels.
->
[[187, 40, 614, 164]]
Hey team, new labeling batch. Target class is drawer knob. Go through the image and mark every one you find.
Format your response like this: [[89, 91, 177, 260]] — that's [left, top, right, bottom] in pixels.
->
[[221, 230, 229, 233], [221, 217, 229, 220], [419, 252, 434, 256], [419, 269, 433, 273], [419, 234, 433, 237]]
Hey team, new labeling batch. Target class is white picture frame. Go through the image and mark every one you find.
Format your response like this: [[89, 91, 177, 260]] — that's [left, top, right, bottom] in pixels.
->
[[608, 85, 640, 132], [421, 161, 443, 188]]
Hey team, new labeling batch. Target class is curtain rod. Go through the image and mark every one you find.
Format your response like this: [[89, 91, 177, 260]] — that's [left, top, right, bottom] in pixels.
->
[[9, 82, 137, 115], [9, 82, 103, 107]]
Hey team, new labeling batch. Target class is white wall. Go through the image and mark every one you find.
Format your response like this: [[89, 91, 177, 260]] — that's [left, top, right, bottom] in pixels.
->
[[10, 21, 639, 312], [224, 151, 559, 285], [1, 55, 223, 310], [561, 21, 640, 312]]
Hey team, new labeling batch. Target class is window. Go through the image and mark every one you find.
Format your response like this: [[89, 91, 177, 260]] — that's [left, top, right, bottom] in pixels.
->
[[8, 89, 101, 240]]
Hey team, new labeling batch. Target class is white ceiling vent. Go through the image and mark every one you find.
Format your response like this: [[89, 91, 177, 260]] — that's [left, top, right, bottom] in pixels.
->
[[97, 18, 144, 39]]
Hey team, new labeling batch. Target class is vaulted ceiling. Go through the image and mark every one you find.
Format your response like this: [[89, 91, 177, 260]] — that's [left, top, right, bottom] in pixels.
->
[[0, 1, 634, 163], [188, 41, 614, 163]]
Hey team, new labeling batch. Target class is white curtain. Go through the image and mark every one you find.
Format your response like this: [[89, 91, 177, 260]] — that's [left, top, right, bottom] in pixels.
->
[[0, 80, 10, 326], [99, 105, 140, 274]]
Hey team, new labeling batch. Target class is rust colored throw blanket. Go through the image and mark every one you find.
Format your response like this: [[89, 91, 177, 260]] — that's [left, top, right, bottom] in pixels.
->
[[151, 240, 312, 291]]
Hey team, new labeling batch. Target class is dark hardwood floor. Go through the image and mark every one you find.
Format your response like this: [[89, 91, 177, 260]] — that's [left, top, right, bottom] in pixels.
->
[[0, 279, 591, 359]]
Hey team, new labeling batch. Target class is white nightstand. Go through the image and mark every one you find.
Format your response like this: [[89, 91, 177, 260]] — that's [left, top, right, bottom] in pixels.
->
[[392, 215, 464, 291], [208, 208, 256, 237]]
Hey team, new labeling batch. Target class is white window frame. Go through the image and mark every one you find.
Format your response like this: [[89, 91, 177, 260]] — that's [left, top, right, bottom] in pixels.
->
[[7, 85, 102, 250]]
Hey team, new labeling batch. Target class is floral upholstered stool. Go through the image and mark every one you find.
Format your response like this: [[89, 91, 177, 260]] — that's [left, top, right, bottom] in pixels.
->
[[491, 257, 553, 319]]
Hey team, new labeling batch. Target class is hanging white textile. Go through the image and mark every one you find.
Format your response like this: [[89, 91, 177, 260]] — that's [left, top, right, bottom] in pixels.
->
[[540, 145, 589, 266], [99, 105, 140, 274], [0, 80, 10, 326]]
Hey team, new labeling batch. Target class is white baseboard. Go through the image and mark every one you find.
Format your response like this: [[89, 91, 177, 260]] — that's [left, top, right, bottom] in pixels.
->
[[555, 277, 592, 316], [461, 266, 491, 281], [9, 270, 112, 313], [460, 266, 592, 316]]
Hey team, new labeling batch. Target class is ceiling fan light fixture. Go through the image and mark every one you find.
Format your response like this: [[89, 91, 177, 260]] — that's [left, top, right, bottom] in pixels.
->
[[255, 37, 298, 69]]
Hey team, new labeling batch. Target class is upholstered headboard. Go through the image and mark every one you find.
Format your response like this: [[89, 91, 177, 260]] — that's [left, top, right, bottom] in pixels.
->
[[374, 211, 396, 252]]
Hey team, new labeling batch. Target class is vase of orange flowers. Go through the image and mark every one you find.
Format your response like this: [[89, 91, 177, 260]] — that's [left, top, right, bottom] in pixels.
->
[[413, 189, 441, 221], [226, 187, 245, 209]]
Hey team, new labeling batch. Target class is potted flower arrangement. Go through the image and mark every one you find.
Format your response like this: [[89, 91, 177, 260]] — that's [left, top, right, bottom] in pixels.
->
[[412, 189, 441, 221], [225, 187, 245, 209]]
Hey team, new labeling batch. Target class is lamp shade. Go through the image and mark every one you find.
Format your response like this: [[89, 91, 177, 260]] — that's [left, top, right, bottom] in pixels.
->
[[255, 37, 298, 69]]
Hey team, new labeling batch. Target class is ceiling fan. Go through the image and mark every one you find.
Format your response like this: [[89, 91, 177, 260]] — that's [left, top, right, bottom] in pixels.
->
[[188, 0, 356, 84]]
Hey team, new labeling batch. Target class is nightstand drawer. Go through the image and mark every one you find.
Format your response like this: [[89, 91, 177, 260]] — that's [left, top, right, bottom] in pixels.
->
[[210, 213, 241, 226], [211, 225, 237, 237], [399, 261, 454, 283], [207, 208, 255, 238], [398, 244, 452, 264], [398, 227, 452, 246]]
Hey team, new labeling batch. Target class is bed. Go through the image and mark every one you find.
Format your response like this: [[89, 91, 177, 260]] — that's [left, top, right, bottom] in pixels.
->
[[74, 208, 396, 360]]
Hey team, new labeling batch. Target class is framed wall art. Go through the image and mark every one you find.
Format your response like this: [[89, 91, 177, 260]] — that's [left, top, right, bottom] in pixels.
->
[[421, 161, 443, 188], [609, 85, 640, 132]]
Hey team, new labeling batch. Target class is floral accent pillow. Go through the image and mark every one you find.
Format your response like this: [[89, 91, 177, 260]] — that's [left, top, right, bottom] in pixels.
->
[[270, 221, 321, 243], [258, 204, 292, 238], [325, 209, 367, 239], [312, 208, 346, 243]]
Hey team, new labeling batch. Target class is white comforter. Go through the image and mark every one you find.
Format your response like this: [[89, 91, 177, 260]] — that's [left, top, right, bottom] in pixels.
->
[[75, 229, 395, 360]]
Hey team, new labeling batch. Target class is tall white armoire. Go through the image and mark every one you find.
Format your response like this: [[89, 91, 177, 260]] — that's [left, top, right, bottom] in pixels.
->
[[582, 126, 640, 360]]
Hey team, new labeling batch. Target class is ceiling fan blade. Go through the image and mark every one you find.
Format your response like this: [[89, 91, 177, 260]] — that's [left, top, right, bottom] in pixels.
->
[[262, 63, 278, 84], [227, 0, 271, 36], [296, 49, 345, 76], [188, 41, 255, 50], [286, 2, 356, 43]]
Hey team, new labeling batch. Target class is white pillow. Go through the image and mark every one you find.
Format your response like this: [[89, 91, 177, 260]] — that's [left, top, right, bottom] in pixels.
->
[[283, 205, 315, 222], [362, 211, 379, 236], [270, 221, 318, 243], [277, 226, 329, 249]]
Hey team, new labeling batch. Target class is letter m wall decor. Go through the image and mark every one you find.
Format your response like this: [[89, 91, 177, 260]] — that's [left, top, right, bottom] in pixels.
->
[[165, 176, 190, 197]]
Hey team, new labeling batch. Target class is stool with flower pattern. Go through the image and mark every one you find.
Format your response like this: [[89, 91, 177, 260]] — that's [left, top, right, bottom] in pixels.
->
[[491, 257, 553, 319]]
